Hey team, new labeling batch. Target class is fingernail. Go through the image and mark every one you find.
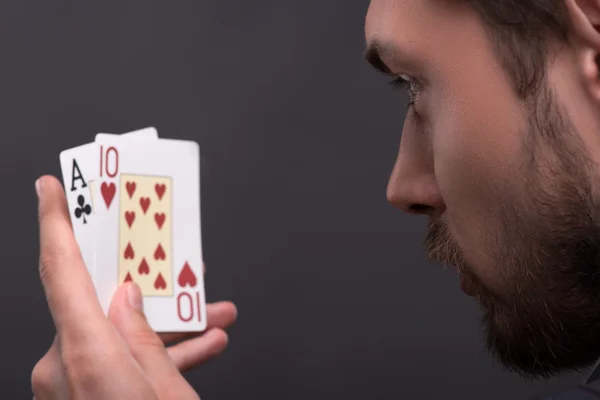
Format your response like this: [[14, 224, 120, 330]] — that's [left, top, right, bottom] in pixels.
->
[[35, 178, 43, 198], [127, 283, 144, 311]]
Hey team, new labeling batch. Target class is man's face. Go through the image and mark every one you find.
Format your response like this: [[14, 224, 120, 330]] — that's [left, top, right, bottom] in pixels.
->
[[366, 0, 600, 378]]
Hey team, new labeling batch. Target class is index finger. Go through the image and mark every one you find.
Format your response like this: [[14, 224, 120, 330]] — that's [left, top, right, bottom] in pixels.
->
[[37, 176, 109, 340]]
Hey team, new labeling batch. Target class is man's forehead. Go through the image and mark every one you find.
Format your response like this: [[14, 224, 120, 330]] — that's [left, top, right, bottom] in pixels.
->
[[365, 0, 484, 69], [365, 0, 472, 42], [365, 0, 437, 72], [365, 0, 418, 41]]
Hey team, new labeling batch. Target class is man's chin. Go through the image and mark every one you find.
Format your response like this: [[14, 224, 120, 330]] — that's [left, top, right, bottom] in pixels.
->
[[459, 273, 477, 296], [480, 293, 600, 381]]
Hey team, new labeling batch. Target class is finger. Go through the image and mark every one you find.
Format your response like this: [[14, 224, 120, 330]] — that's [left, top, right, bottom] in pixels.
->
[[159, 301, 237, 345], [109, 283, 198, 398], [109, 283, 183, 380], [31, 336, 68, 400], [36, 176, 107, 339], [167, 328, 229, 373]]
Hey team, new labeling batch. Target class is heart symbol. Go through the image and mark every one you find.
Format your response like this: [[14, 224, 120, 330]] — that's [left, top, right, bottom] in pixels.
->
[[177, 262, 197, 288], [125, 211, 135, 228], [140, 197, 151, 214], [154, 213, 166, 230], [138, 258, 150, 275], [154, 244, 166, 260], [101, 182, 116, 209], [155, 184, 166, 200], [126, 181, 136, 198], [123, 272, 133, 283], [154, 273, 167, 290], [124, 242, 134, 260]]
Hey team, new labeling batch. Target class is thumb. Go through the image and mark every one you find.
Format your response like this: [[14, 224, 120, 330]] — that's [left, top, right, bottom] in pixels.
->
[[108, 283, 180, 381]]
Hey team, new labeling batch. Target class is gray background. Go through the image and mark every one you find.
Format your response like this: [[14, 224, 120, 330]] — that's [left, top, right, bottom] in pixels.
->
[[0, 0, 585, 398]]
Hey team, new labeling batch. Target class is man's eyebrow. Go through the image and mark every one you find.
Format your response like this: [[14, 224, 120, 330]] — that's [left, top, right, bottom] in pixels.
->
[[364, 39, 417, 75], [365, 40, 391, 74]]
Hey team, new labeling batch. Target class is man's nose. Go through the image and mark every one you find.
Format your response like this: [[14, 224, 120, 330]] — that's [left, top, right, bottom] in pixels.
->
[[387, 134, 445, 217]]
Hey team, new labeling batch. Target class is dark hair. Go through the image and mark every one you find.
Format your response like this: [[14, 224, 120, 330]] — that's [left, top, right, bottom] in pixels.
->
[[464, 0, 571, 98]]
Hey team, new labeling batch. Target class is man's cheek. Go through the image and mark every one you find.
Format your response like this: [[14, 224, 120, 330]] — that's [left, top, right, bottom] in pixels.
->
[[433, 127, 489, 208]]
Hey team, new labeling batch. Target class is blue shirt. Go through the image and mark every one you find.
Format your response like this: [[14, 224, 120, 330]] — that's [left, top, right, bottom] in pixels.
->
[[541, 360, 600, 399]]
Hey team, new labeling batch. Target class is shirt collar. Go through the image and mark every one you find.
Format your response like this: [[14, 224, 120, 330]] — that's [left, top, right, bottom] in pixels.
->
[[584, 357, 600, 384]]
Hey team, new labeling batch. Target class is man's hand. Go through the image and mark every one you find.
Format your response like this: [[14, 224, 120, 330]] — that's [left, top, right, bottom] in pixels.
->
[[31, 176, 237, 400]]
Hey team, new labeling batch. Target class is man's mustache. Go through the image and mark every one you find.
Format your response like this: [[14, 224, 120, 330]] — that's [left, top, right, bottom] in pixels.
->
[[424, 218, 465, 273]]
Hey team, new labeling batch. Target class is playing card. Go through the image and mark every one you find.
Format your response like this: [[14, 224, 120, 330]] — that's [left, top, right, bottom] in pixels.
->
[[96, 127, 158, 142], [89, 127, 158, 220], [59, 128, 158, 280], [119, 174, 173, 296], [93, 137, 206, 332]]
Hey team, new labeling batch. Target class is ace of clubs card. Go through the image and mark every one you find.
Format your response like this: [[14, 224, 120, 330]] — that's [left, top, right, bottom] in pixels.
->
[[59, 128, 158, 280], [93, 137, 206, 332]]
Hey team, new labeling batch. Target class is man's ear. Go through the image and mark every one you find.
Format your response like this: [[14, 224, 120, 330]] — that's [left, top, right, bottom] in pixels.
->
[[565, 0, 600, 101]]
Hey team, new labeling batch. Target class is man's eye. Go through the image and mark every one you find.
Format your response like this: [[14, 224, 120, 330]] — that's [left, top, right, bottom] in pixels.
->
[[389, 75, 419, 110]]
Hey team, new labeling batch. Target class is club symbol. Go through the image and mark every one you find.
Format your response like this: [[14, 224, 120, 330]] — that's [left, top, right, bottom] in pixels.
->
[[74, 195, 92, 224]]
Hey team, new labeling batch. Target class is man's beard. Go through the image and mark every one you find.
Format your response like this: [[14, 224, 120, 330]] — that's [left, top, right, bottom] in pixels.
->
[[424, 85, 600, 380]]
